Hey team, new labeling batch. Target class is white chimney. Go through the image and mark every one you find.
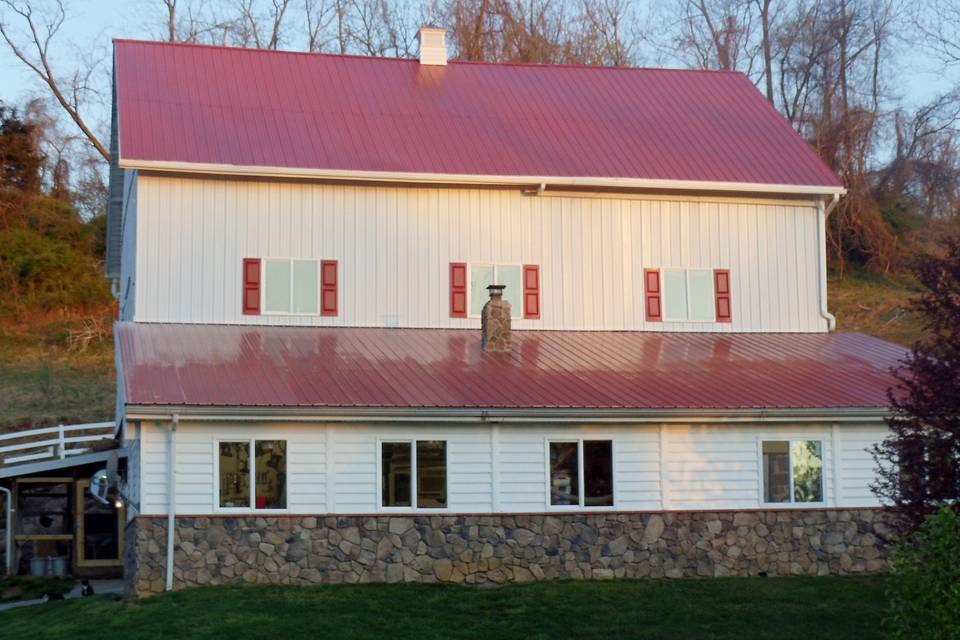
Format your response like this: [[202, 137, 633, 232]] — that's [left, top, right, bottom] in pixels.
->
[[418, 27, 448, 66]]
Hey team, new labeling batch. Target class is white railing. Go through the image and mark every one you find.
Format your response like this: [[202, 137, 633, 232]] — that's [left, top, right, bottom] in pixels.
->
[[0, 422, 116, 466]]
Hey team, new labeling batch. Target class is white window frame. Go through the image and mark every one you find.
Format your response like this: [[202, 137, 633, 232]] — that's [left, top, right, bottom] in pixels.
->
[[544, 438, 617, 511], [757, 437, 827, 508], [376, 438, 449, 512], [214, 438, 288, 513], [261, 258, 320, 316], [467, 262, 523, 320], [661, 268, 716, 323]]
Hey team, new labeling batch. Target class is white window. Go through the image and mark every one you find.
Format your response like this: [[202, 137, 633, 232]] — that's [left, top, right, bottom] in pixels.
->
[[218, 439, 287, 510], [761, 440, 824, 504], [663, 269, 715, 322], [468, 263, 522, 318], [548, 440, 614, 508], [380, 440, 447, 509], [263, 259, 319, 314]]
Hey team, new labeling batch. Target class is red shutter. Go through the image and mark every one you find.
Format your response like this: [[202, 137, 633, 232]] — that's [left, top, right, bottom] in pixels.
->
[[644, 269, 662, 322], [714, 269, 732, 322], [321, 260, 338, 316], [242, 258, 261, 315], [450, 262, 467, 318], [522, 264, 540, 319]]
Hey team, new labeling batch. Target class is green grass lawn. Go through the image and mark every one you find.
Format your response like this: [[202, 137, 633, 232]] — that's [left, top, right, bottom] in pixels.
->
[[0, 576, 74, 603], [0, 576, 888, 640]]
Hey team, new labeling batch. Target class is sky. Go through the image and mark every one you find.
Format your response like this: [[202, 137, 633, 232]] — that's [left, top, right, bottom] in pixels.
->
[[0, 1, 956, 138]]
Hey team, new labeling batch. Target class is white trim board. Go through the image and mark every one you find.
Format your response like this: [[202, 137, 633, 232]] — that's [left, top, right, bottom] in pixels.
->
[[119, 159, 847, 197]]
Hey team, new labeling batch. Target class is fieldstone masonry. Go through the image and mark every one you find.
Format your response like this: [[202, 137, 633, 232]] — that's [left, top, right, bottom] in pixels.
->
[[126, 510, 891, 596], [480, 284, 511, 352]]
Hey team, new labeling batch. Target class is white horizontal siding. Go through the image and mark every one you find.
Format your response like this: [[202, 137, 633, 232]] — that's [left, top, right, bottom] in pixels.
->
[[133, 177, 827, 332], [835, 424, 888, 507], [137, 421, 889, 516]]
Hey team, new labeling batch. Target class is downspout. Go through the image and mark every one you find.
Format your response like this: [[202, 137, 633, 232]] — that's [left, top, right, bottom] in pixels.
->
[[817, 194, 840, 331], [165, 414, 178, 591], [0, 486, 13, 576]]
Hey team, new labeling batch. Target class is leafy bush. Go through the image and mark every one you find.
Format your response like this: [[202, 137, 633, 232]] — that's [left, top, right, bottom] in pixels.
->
[[885, 506, 960, 640], [0, 227, 111, 318]]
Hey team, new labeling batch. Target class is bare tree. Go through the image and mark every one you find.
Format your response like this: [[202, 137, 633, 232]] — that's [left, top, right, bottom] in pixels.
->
[[671, 0, 759, 72], [236, 0, 291, 49], [915, 0, 960, 67], [0, 0, 108, 161]]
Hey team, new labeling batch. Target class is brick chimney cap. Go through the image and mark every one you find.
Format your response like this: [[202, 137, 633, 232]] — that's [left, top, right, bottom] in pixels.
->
[[486, 284, 506, 294]]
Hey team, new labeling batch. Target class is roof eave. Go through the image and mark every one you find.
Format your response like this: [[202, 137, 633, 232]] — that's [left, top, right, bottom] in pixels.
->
[[118, 159, 847, 198], [124, 404, 886, 424]]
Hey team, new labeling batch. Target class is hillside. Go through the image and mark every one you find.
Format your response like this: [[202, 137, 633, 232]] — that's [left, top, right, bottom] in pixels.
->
[[0, 274, 921, 430], [0, 314, 115, 429]]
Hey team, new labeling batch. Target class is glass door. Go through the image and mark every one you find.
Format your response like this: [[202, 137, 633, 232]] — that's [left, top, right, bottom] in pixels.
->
[[74, 479, 124, 568]]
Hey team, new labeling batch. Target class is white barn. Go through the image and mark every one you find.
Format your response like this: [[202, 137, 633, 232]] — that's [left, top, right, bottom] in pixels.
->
[[108, 31, 901, 595]]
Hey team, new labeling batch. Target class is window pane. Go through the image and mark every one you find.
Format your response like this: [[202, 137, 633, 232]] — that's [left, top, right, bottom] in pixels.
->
[[688, 269, 715, 321], [17, 482, 70, 535], [584, 440, 614, 506], [382, 442, 412, 507], [663, 270, 688, 320], [792, 440, 823, 503], [416, 441, 447, 508], [470, 264, 495, 316], [264, 260, 291, 313], [762, 441, 790, 503], [497, 265, 522, 317], [292, 260, 319, 314], [219, 442, 250, 508], [550, 442, 579, 506], [255, 440, 286, 509]]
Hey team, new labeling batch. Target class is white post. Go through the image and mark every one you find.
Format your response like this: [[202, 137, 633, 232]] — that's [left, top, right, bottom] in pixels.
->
[[0, 486, 13, 576], [166, 415, 178, 591], [58, 424, 66, 459]]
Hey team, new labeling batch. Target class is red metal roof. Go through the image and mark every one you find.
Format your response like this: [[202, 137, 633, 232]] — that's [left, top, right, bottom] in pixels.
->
[[113, 40, 841, 189], [117, 323, 903, 411]]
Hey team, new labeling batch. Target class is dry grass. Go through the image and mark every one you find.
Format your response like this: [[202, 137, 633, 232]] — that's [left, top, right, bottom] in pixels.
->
[[0, 313, 115, 430], [828, 271, 924, 346]]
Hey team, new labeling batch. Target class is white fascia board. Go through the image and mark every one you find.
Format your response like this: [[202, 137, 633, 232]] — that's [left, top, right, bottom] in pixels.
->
[[118, 159, 847, 197], [125, 405, 886, 424]]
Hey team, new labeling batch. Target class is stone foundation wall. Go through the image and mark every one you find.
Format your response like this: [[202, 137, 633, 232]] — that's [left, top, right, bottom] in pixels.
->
[[128, 510, 891, 597]]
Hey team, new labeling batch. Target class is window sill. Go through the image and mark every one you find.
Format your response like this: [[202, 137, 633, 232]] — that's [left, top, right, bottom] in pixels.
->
[[758, 502, 828, 509]]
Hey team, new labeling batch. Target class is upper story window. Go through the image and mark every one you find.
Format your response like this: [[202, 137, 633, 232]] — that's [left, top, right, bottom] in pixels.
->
[[380, 440, 447, 509], [762, 439, 824, 504], [469, 264, 522, 317], [264, 259, 319, 314], [645, 268, 731, 323], [243, 258, 338, 316], [663, 269, 715, 321], [218, 439, 287, 510], [548, 440, 614, 508], [450, 262, 540, 320]]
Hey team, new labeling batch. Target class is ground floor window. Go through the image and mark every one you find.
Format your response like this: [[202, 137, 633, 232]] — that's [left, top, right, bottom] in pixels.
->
[[549, 440, 614, 507], [381, 440, 447, 509], [762, 440, 824, 504], [218, 440, 287, 509]]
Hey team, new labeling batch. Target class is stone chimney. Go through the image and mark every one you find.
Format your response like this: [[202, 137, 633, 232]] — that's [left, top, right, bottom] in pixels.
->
[[417, 27, 448, 66], [481, 284, 511, 352]]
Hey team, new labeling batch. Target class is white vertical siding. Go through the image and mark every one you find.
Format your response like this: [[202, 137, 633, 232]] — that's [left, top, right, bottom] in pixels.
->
[[136, 421, 886, 516], [132, 177, 827, 332]]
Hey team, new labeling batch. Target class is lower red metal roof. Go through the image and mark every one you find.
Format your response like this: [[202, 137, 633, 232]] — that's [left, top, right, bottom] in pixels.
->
[[116, 323, 905, 411]]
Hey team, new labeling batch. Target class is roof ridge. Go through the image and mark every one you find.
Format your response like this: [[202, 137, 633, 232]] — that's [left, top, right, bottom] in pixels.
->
[[111, 37, 745, 76]]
